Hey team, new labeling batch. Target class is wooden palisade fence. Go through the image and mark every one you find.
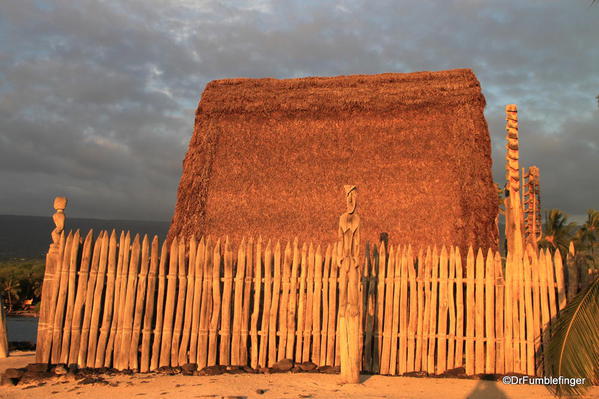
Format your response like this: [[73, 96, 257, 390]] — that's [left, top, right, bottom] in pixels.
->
[[35, 103, 578, 376], [36, 227, 571, 377]]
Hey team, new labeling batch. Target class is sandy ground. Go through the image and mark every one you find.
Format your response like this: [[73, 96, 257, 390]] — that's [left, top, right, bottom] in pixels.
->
[[0, 352, 597, 399]]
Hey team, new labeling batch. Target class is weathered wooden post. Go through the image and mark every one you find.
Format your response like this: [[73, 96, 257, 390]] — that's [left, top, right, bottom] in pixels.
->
[[36, 196, 68, 362], [504, 105, 524, 259], [338, 185, 361, 384], [494, 183, 502, 251], [0, 303, 8, 358]]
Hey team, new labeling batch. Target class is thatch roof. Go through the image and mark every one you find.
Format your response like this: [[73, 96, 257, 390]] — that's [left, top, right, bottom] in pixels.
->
[[167, 68, 499, 252]]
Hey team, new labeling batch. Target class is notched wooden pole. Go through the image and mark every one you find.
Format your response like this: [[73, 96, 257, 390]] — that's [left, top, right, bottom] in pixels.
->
[[505, 105, 524, 259]]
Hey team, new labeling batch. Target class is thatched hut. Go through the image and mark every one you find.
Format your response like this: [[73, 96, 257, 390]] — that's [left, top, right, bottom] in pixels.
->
[[167, 68, 499, 252]]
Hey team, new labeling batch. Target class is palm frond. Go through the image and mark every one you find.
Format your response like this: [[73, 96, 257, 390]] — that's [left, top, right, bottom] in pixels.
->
[[545, 275, 599, 397]]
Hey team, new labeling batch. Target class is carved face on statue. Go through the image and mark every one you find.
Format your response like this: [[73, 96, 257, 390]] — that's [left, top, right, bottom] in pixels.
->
[[344, 185, 357, 214]]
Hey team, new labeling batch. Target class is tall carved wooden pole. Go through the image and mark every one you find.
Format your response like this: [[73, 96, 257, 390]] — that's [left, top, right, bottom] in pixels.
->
[[523, 166, 542, 251], [338, 185, 361, 384], [504, 105, 524, 257], [36, 196, 68, 362]]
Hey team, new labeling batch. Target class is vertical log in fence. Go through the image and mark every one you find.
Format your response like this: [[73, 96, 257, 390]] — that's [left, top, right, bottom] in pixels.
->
[[0, 301, 8, 358], [37, 227, 573, 377]]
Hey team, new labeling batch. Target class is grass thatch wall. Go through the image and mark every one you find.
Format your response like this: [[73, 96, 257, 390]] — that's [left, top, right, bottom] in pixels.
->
[[167, 68, 499, 252]]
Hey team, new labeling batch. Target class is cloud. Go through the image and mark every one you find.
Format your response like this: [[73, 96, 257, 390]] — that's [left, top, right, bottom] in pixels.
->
[[0, 0, 597, 223]]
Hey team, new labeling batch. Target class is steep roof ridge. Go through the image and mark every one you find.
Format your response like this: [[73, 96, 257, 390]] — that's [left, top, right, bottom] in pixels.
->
[[197, 68, 483, 116], [206, 68, 476, 88]]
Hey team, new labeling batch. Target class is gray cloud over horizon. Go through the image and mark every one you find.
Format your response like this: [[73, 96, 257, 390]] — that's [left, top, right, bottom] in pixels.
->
[[1, 0, 598, 225]]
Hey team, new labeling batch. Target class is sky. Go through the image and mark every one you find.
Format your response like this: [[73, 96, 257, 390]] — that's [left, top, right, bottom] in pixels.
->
[[0, 0, 597, 224]]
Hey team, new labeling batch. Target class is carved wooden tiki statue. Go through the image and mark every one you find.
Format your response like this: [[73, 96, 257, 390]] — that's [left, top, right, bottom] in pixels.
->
[[338, 185, 361, 383]]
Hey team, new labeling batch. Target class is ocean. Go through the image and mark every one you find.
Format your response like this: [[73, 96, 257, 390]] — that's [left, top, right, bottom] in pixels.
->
[[0, 215, 169, 260], [6, 316, 38, 343]]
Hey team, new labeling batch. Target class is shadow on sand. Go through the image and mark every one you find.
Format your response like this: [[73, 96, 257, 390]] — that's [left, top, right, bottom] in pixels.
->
[[465, 380, 508, 399]]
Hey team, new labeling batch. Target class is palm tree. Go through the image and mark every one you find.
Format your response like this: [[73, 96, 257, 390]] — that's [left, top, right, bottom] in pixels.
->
[[573, 209, 598, 267], [544, 205, 598, 397], [545, 274, 599, 397], [32, 280, 42, 299], [1, 279, 20, 313], [540, 209, 578, 256]]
